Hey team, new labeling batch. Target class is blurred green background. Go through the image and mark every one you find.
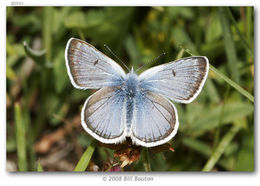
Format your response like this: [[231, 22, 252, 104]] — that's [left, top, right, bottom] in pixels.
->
[[6, 7, 254, 171]]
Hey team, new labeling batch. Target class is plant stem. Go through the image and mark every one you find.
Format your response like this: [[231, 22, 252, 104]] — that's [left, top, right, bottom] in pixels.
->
[[15, 103, 27, 171], [143, 148, 151, 172]]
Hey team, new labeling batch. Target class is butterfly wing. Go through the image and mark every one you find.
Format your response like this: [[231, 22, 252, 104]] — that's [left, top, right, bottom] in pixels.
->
[[131, 91, 179, 147], [81, 86, 127, 144], [139, 56, 209, 103], [65, 38, 125, 89]]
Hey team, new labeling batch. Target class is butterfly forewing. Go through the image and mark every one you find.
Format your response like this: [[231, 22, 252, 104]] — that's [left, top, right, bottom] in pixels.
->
[[65, 38, 125, 89], [139, 57, 209, 103], [81, 87, 127, 144], [131, 91, 179, 147]]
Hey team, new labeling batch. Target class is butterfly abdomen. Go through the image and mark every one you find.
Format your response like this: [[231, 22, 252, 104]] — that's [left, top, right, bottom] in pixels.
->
[[123, 72, 141, 129]]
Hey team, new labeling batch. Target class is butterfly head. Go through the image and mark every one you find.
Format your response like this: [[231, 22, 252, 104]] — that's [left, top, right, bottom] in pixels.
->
[[130, 67, 135, 74]]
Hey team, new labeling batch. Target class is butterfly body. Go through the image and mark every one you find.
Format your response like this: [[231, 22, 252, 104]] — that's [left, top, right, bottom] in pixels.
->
[[65, 38, 209, 147], [109, 68, 147, 134]]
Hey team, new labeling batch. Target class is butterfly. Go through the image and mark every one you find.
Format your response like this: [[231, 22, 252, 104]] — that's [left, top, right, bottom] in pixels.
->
[[65, 38, 209, 147]]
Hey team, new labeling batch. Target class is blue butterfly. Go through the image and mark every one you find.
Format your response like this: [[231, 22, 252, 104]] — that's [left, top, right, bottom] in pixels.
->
[[65, 38, 209, 147]]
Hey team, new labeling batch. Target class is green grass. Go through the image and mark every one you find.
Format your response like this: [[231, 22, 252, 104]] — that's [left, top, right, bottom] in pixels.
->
[[14, 103, 27, 171], [209, 64, 254, 103], [225, 7, 254, 57], [6, 6, 254, 172], [202, 125, 241, 171], [37, 161, 44, 171], [219, 7, 240, 83], [74, 140, 97, 171], [143, 148, 151, 172]]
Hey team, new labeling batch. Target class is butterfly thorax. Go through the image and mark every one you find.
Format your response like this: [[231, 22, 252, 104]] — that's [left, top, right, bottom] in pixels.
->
[[123, 71, 140, 99]]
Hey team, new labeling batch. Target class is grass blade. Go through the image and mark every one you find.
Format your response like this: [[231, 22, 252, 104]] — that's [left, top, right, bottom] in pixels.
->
[[213, 86, 230, 151], [187, 101, 253, 137], [74, 140, 97, 171], [14, 103, 27, 171], [202, 125, 240, 171], [182, 138, 211, 157], [22, 102, 36, 170], [37, 161, 44, 171], [77, 29, 86, 41], [23, 41, 46, 65], [246, 7, 253, 45], [225, 7, 253, 56], [219, 7, 240, 83], [209, 64, 254, 103], [6, 64, 17, 80], [183, 137, 240, 171], [43, 7, 53, 62], [143, 148, 151, 171], [175, 48, 185, 60]]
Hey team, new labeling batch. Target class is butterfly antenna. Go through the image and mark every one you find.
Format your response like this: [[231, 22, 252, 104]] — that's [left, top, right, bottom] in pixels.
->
[[136, 52, 166, 73], [104, 44, 130, 71]]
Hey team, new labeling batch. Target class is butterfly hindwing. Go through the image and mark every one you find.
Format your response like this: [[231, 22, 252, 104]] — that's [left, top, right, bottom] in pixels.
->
[[81, 87, 127, 144], [130, 91, 179, 147]]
